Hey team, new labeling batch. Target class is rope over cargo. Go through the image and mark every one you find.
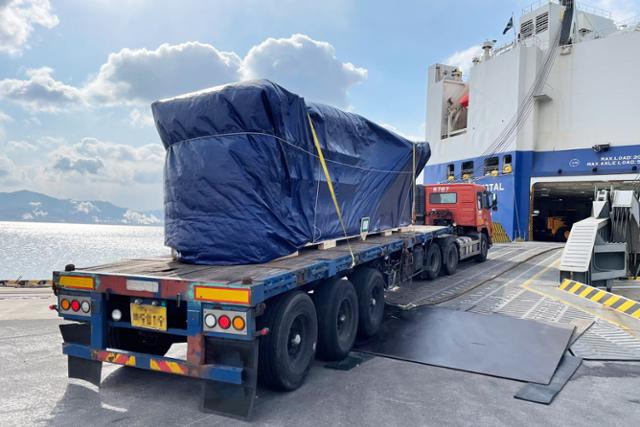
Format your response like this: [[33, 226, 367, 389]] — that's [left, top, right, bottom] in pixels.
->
[[151, 79, 430, 264]]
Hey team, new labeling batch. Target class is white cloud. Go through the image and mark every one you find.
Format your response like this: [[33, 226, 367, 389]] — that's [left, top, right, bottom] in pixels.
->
[[85, 42, 243, 105], [23, 115, 41, 127], [48, 137, 164, 185], [0, 111, 12, 123], [0, 110, 11, 141], [0, 0, 59, 55], [242, 34, 367, 107], [6, 139, 37, 151], [129, 108, 154, 128], [1, 136, 165, 209], [52, 155, 104, 174], [0, 67, 85, 112], [0, 34, 367, 113], [0, 153, 14, 177], [0, 153, 21, 184], [443, 45, 481, 79]]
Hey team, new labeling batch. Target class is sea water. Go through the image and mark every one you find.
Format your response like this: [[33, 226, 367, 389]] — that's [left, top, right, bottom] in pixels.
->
[[0, 221, 169, 280]]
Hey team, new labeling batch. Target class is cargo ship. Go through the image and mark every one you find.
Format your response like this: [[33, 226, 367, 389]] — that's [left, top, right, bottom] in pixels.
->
[[423, 0, 640, 241]]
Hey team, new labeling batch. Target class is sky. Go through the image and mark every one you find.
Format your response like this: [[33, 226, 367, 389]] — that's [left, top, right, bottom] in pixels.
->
[[0, 0, 638, 211]]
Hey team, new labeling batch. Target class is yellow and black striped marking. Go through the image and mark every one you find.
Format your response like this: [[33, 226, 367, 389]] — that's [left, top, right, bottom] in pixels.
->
[[559, 279, 640, 319], [491, 222, 511, 243]]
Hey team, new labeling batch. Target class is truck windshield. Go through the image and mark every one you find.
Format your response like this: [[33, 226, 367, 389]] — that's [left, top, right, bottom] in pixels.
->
[[430, 192, 457, 204]]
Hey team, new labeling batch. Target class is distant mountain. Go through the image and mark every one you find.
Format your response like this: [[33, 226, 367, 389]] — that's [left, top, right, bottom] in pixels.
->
[[0, 190, 163, 226]]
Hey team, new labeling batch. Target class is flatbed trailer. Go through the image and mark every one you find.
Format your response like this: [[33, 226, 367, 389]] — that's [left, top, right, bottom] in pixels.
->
[[54, 224, 488, 419]]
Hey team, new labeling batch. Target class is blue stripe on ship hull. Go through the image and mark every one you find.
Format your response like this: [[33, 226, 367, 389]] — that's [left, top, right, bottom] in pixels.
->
[[424, 144, 640, 240]]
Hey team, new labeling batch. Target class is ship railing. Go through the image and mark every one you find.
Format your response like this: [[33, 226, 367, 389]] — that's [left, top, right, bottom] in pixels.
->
[[576, 3, 612, 19], [493, 41, 516, 57], [521, 0, 612, 20], [522, 0, 558, 15]]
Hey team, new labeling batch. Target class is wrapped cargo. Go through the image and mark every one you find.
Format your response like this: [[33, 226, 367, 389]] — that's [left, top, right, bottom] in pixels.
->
[[151, 80, 430, 265]]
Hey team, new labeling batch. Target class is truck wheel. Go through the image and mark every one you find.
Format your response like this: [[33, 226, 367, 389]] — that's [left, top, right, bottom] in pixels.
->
[[349, 268, 385, 338], [474, 234, 488, 263], [441, 242, 459, 275], [420, 243, 442, 280], [258, 291, 317, 391], [314, 278, 359, 361], [108, 328, 172, 356]]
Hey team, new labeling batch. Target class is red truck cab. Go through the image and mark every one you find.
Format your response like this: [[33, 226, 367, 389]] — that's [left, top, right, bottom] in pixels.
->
[[423, 183, 496, 244]]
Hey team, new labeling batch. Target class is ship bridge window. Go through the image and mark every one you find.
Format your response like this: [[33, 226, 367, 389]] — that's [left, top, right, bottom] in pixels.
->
[[462, 160, 474, 179], [484, 157, 499, 175], [535, 12, 548, 34], [447, 164, 455, 181], [521, 19, 534, 38], [503, 154, 513, 174]]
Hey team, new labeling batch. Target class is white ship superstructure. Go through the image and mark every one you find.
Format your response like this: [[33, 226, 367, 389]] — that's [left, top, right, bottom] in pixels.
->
[[424, 0, 640, 241]]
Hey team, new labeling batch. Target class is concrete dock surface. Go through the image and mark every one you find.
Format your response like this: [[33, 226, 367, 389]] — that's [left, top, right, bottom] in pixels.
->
[[2, 242, 639, 426]]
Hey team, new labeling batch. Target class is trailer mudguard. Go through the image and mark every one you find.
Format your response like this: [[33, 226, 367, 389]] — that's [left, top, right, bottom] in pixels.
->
[[201, 338, 259, 420]]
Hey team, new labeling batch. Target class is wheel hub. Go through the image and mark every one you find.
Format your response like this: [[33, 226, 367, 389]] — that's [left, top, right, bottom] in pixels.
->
[[291, 333, 301, 346]]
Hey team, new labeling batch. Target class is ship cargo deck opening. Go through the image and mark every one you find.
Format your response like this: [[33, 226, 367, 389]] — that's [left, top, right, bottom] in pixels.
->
[[531, 179, 639, 242]]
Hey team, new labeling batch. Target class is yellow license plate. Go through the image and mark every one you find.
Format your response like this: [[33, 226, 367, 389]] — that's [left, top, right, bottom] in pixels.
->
[[130, 303, 167, 331]]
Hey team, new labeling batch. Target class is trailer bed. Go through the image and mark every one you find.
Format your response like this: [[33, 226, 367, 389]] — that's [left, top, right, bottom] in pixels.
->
[[73, 226, 449, 305]]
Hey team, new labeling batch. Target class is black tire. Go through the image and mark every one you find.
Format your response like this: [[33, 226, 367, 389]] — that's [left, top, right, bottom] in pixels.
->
[[420, 243, 442, 280], [314, 278, 359, 361], [258, 291, 317, 391], [441, 241, 459, 275], [107, 328, 173, 356], [474, 234, 488, 263], [349, 268, 385, 338]]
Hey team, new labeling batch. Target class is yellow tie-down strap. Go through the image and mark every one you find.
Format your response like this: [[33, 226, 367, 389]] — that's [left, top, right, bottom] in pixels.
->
[[307, 114, 355, 266]]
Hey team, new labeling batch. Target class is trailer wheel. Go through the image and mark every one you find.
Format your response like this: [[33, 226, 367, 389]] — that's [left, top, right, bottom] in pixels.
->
[[420, 243, 442, 280], [107, 328, 172, 356], [474, 234, 488, 263], [441, 241, 459, 275], [314, 278, 359, 361], [258, 291, 317, 391], [349, 268, 385, 337]]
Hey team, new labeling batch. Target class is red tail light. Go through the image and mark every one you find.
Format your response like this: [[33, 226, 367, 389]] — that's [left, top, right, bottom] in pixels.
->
[[218, 315, 231, 330], [71, 300, 81, 312]]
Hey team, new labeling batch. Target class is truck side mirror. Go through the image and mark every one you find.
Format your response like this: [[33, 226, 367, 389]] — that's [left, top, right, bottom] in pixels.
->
[[491, 193, 498, 211]]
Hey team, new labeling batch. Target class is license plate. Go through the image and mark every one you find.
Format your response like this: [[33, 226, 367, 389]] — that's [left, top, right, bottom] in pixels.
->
[[130, 303, 167, 331]]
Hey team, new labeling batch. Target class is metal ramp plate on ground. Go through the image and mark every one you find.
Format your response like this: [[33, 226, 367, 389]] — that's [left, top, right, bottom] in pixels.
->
[[421, 244, 640, 362], [355, 306, 574, 384]]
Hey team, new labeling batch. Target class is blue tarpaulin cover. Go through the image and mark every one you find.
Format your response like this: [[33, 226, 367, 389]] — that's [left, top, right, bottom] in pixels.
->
[[151, 80, 430, 265]]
